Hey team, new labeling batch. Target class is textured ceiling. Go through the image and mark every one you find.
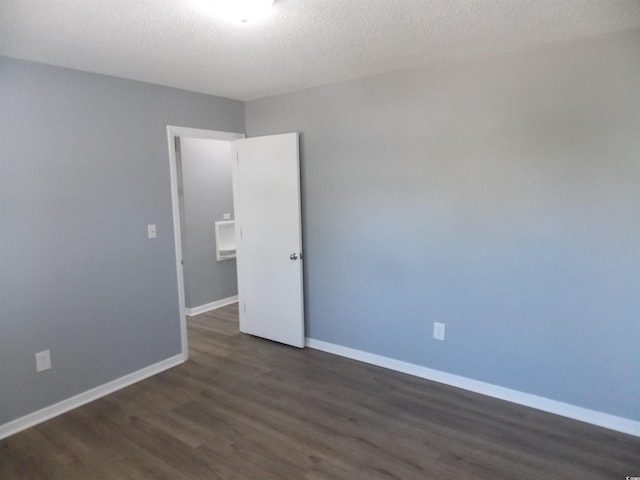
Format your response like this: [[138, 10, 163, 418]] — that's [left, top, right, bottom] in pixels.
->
[[1, 0, 640, 100]]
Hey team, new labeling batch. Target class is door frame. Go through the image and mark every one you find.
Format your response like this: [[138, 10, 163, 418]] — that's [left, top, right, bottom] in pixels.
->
[[166, 125, 245, 360]]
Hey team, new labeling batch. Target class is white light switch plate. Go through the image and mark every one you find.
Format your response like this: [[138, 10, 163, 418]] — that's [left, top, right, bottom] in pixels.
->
[[35, 350, 51, 372], [433, 322, 446, 341], [147, 224, 157, 239], [223, 213, 231, 220]]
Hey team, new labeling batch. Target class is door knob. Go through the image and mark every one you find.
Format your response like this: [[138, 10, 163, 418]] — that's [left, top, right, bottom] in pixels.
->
[[289, 253, 298, 260]]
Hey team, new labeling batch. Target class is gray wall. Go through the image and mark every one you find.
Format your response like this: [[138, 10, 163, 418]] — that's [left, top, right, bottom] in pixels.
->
[[0, 56, 244, 424], [177, 137, 237, 309], [245, 28, 640, 421]]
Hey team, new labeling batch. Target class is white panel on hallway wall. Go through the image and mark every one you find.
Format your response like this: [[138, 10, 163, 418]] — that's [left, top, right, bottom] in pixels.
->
[[215, 220, 236, 261]]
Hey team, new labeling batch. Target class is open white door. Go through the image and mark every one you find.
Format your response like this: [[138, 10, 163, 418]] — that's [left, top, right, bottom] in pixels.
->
[[233, 132, 304, 348]]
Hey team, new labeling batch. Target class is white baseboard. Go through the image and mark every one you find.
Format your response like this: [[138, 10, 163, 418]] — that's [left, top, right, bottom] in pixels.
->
[[185, 295, 238, 316], [0, 353, 185, 440], [305, 338, 640, 438]]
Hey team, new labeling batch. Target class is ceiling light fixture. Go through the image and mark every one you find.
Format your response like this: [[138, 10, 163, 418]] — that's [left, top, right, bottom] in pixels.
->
[[211, 0, 275, 23]]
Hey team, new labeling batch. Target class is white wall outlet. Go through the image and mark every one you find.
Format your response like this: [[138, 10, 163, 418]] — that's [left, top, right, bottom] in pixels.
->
[[35, 350, 52, 372], [223, 213, 231, 220], [433, 322, 446, 341], [147, 224, 157, 239]]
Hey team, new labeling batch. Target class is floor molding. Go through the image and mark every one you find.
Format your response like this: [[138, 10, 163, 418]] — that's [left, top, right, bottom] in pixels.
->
[[0, 354, 185, 440], [305, 338, 640, 438], [185, 296, 238, 316]]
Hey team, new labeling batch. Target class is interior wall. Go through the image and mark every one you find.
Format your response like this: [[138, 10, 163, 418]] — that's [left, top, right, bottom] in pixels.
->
[[245, 28, 640, 421], [0, 56, 245, 425], [177, 137, 237, 309]]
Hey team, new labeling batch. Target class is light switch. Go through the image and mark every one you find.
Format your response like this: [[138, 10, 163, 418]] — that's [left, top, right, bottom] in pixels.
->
[[433, 322, 445, 341], [35, 350, 51, 372], [223, 213, 231, 220], [147, 224, 157, 239]]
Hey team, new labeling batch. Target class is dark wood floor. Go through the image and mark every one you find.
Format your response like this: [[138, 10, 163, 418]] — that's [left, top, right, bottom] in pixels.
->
[[1, 303, 638, 479]]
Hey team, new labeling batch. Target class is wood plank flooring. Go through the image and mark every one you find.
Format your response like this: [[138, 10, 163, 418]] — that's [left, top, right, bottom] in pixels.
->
[[1, 303, 638, 479]]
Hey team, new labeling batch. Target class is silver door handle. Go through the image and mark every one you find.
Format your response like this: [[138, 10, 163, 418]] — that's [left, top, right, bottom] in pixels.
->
[[289, 253, 298, 260]]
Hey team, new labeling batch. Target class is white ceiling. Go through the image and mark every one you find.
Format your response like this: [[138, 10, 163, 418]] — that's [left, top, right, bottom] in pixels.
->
[[2, 0, 640, 101]]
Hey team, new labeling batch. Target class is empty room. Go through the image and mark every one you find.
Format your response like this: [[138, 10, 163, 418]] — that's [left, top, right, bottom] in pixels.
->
[[1, 1, 639, 478]]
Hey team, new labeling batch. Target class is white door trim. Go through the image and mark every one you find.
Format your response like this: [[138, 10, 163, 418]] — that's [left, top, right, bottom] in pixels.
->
[[166, 126, 245, 360]]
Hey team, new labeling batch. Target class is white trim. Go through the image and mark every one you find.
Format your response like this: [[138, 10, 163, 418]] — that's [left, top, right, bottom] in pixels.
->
[[166, 126, 245, 362], [0, 354, 184, 440], [167, 126, 244, 141], [305, 338, 640, 438], [231, 142, 246, 333], [185, 295, 238, 316]]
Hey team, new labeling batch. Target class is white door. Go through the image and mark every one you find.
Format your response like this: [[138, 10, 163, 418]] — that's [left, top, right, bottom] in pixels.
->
[[233, 132, 304, 348]]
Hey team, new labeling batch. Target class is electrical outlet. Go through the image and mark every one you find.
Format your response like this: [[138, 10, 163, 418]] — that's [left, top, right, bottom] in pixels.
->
[[35, 350, 52, 372], [433, 322, 445, 341], [147, 224, 157, 239]]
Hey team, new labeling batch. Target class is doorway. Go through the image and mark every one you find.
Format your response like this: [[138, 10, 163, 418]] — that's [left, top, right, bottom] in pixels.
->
[[168, 127, 306, 358], [167, 126, 245, 359], [177, 136, 238, 315]]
